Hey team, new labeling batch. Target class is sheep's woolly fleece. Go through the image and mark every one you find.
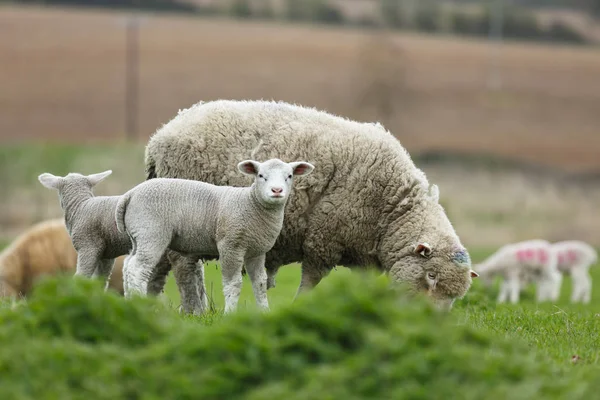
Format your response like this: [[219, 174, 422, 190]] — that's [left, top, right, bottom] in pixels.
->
[[0, 219, 125, 297], [145, 99, 475, 305]]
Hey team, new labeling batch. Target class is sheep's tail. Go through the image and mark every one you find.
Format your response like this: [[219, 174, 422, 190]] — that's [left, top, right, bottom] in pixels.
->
[[115, 193, 131, 234]]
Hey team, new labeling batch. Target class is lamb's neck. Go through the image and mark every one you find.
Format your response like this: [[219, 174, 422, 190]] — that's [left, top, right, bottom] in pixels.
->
[[247, 187, 286, 223], [61, 186, 94, 232]]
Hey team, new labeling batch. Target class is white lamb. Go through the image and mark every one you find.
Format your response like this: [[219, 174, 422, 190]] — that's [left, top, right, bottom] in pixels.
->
[[115, 158, 314, 313], [37, 170, 174, 295], [551, 240, 598, 304], [474, 239, 561, 304]]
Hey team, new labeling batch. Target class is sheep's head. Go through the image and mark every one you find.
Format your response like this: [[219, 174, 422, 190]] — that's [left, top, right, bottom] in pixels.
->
[[38, 170, 113, 209], [388, 184, 477, 310], [390, 242, 478, 311], [237, 158, 314, 207]]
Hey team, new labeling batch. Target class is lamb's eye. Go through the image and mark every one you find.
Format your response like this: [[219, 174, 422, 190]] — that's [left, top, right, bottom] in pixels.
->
[[258, 174, 264, 179], [288, 174, 292, 179], [427, 272, 436, 280]]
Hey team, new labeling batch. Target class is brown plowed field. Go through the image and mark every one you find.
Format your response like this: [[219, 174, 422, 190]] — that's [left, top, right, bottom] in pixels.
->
[[1, 5, 599, 171]]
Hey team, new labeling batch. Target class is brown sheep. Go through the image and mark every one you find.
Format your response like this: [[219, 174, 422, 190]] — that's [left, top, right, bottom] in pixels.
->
[[0, 219, 124, 298]]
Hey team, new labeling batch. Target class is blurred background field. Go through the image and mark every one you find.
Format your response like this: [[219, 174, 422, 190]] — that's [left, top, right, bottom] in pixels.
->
[[1, 0, 600, 249]]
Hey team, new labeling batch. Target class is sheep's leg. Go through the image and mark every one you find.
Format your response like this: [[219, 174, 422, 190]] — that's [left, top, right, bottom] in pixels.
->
[[245, 254, 269, 311], [172, 254, 208, 315], [295, 263, 329, 298], [508, 276, 520, 304], [550, 272, 563, 302], [92, 259, 116, 291], [75, 249, 103, 278], [218, 247, 245, 314], [147, 253, 171, 296], [122, 254, 133, 297], [535, 279, 547, 303], [571, 267, 591, 304], [497, 279, 509, 303], [126, 237, 170, 298]]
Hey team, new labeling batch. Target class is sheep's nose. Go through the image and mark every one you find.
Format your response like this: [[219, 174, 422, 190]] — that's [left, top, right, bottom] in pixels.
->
[[271, 187, 283, 194]]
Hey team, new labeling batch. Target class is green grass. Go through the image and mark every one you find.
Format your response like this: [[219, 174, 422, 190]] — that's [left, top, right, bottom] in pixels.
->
[[156, 247, 600, 368], [1, 270, 600, 399]]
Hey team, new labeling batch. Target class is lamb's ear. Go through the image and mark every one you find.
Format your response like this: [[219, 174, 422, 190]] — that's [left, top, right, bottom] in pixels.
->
[[428, 184, 440, 202], [38, 173, 63, 189], [289, 161, 314, 176], [87, 170, 112, 187], [237, 160, 260, 176], [470, 270, 479, 278], [414, 242, 432, 258]]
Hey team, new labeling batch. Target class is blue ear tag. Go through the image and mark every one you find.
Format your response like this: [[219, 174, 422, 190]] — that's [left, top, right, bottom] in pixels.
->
[[452, 249, 471, 268]]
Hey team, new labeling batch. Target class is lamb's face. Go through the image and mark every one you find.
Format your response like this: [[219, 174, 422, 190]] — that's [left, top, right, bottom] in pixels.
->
[[237, 158, 314, 207], [390, 244, 477, 311]]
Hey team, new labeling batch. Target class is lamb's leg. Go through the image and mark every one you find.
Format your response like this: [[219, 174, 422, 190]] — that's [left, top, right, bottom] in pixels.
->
[[122, 254, 133, 296], [245, 254, 269, 311], [126, 236, 170, 298], [172, 254, 208, 315], [550, 271, 563, 302], [74, 249, 103, 278], [497, 279, 509, 303], [535, 278, 547, 303], [507, 275, 520, 304], [147, 253, 171, 296], [218, 248, 245, 314], [571, 267, 591, 304], [92, 258, 116, 291]]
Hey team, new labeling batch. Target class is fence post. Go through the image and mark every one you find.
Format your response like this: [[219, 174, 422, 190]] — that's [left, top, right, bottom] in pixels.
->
[[125, 14, 140, 141]]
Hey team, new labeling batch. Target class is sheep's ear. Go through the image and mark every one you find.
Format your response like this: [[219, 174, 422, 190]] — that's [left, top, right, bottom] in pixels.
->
[[470, 270, 479, 278], [414, 242, 432, 258], [87, 170, 112, 187], [289, 161, 314, 176], [428, 184, 440, 202], [237, 160, 260, 176], [38, 173, 63, 189]]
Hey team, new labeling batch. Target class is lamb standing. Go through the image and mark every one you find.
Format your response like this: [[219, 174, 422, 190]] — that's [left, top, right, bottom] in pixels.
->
[[0, 219, 126, 297], [37, 171, 172, 295], [143, 99, 478, 310], [115, 158, 314, 313], [551, 240, 598, 304], [473, 239, 561, 304]]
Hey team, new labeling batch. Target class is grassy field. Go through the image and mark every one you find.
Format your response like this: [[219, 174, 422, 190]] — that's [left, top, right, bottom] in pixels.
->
[[159, 248, 600, 367], [2, 5, 600, 172]]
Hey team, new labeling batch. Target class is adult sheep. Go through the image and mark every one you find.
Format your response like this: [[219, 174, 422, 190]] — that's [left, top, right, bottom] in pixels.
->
[[0, 219, 125, 297], [145, 100, 478, 309]]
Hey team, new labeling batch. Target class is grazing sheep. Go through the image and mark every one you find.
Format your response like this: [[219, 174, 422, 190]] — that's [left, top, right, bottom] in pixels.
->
[[144, 99, 477, 310], [116, 158, 314, 313], [0, 219, 125, 297], [473, 239, 561, 304], [551, 240, 598, 304], [37, 170, 172, 295]]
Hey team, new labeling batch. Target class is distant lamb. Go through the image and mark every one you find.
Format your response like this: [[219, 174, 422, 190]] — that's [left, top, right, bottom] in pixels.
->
[[115, 158, 314, 313], [474, 239, 561, 304], [144, 99, 478, 310], [37, 170, 172, 295], [551, 240, 598, 304], [0, 219, 125, 297]]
